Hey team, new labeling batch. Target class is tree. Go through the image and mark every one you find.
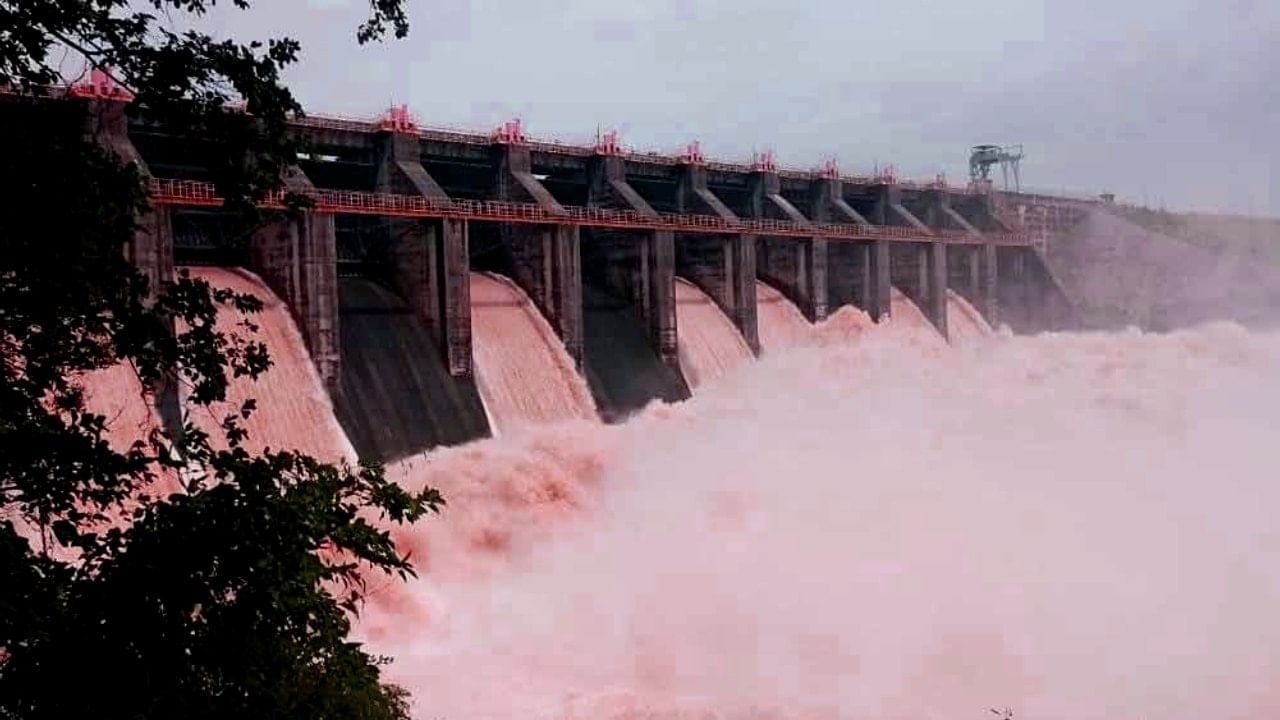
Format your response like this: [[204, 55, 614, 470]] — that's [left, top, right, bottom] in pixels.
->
[[0, 2, 436, 718]]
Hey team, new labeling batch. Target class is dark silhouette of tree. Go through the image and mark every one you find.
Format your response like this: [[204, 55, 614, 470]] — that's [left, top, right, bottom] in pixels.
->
[[0, 2, 433, 718]]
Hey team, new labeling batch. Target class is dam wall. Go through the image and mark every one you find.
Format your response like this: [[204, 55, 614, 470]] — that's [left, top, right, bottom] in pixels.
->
[[10, 85, 1067, 459]]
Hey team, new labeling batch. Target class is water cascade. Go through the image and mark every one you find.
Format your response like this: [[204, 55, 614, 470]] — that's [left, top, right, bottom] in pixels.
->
[[470, 272, 598, 433], [360, 321, 1280, 720], [947, 289, 994, 345], [755, 280, 812, 353], [674, 278, 754, 389], [185, 266, 354, 461]]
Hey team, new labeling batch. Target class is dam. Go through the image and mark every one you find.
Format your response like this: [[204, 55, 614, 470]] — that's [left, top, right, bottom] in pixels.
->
[[7, 75, 1081, 460], [9, 71, 1280, 720]]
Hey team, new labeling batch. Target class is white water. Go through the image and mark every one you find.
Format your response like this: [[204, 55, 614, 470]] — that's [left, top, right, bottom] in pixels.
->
[[361, 320, 1280, 720], [675, 278, 754, 389], [470, 272, 598, 433], [184, 266, 354, 461], [755, 281, 812, 354], [70, 270, 1280, 720], [947, 289, 994, 345]]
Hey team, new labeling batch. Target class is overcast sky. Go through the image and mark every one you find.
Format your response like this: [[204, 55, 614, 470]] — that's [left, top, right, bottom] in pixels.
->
[[201, 0, 1278, 216]]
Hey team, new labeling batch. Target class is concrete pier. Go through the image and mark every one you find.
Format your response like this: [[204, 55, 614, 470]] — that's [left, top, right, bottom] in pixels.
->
[[250, 167, 340, 388], [927, 240, 948, 338], [85, 99, 175, 300], [586, 154, 678, 368], [493, 143, 584, 365], [375, 129, 473, 376], [868, 239, 892, 321], [752, 168, 828, 322], [83, 96, 181, 434], [675, 164, 758, 353]]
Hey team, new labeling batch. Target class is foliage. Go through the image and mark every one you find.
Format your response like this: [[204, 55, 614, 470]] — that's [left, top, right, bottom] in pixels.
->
[[0, 1, 436, 718]]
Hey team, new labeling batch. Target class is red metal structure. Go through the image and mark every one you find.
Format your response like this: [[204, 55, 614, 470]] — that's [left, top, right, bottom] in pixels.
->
[[594, 129, 623, 156], [752, 149, 777, 173], [679, 141, 705, 166], [492, 118, 527, 145], [69, 69, 134, 102], [147, 178, 1028, 246], [377, 104, 417, 134]]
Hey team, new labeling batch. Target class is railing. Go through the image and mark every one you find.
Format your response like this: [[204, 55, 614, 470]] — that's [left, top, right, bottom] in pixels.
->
[[148, 178, 1030, 246]]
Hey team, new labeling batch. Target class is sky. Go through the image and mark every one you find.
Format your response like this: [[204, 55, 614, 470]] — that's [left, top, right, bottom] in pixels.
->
[[198, 0, 1279, 216]]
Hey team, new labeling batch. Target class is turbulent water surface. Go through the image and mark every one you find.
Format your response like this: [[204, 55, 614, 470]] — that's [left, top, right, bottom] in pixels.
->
[[359, 319, 1280, 720], [77, 278, 1280, 720]]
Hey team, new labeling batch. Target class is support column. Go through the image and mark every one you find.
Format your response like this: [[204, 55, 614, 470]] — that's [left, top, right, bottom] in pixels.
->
[[550, 224, 584, 363], [84, 96, 180, 432], [868, 240, 892, 321], [979, 244, 999, 328], [806, 238, 829, 320], [752, 169, 825, 322], [585, 154, 678, 368], [648, 230, 678, 366], [376, 129, 472, 376], [926, 241, 948, 339], [86, 98, 175, 299], [676, 164, 759, 353], [299, 211, 340, 387], [493, 143, 583, 366], [250, 168, 340, 389], [917, 244, 931, 307], [968, 246, 982, 300], [131, 205, 176, 301], [729, 234, 758, 351], [441, 219, 473, 376]]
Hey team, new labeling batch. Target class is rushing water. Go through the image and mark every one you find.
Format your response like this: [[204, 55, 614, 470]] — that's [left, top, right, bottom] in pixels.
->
[[185, 266, 354, 461], [755, 281, 812, 354], [73, 269, 1280, 720], [675, 278, 754, 390], [947, 290, 994, 345], [361, 320, 1280, 720], [81, 362, 160, 453], [471, 272, 598, 433]]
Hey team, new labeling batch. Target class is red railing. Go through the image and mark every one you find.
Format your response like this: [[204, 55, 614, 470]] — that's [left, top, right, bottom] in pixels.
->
[[148, 178, 1030, 246]]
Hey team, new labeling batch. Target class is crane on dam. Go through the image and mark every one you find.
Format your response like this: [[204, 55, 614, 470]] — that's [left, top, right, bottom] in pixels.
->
[[970, 144, 1024, 192]]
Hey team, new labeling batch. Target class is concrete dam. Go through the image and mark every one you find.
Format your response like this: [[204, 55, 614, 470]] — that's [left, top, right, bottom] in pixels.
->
[[6, 79, 1080, 461]]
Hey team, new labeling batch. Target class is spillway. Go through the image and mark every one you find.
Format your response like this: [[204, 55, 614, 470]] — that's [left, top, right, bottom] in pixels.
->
[[946, 288, 993, 344], [334, 276, 489, 461], [470, 272, 597, 433], [581, 282, 690, 422], [183, 267, 354, 461], [889, 286, 934, 331], [674, 278, 753, 389], [755, 280, 812, 353], [80, 364, 160, 454]]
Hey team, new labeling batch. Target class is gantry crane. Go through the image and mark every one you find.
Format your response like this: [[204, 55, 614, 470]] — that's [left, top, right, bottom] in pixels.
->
[[969, 144, 1024, 191]]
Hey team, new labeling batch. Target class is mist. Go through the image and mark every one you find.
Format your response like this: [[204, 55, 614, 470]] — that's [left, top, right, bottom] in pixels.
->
[[359, 320, 1280, 720]]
